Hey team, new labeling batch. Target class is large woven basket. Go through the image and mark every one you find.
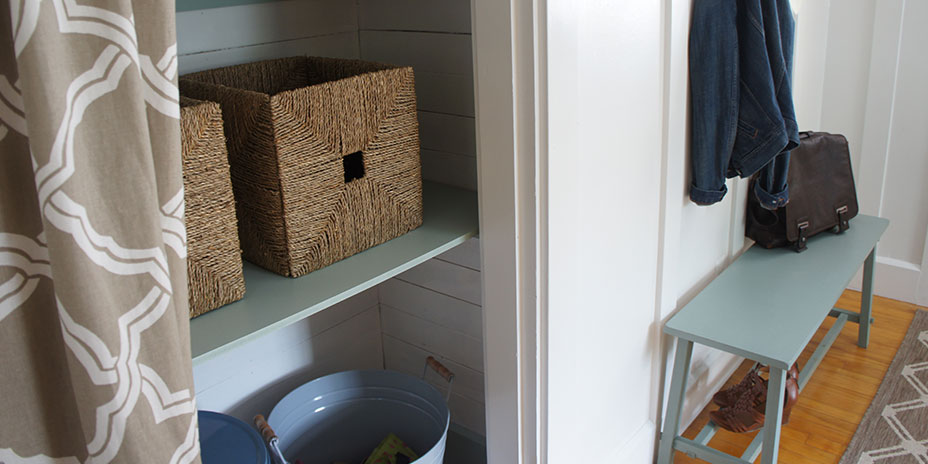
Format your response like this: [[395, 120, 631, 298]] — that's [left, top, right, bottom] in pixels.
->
[[180, 97, 246, 317], [180, 57, 423, 278]]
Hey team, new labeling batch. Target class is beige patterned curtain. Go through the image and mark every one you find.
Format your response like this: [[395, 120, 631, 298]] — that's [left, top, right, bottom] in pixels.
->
[[0, 1, 200, 463]]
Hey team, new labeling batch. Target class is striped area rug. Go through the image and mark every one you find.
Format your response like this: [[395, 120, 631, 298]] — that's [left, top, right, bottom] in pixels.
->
[[840, 309, 928, 464]]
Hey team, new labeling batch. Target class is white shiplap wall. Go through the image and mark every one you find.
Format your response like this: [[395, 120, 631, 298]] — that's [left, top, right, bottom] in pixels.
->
[[358, 0, 485, 436], [379, 238, 485, 436], [176, 0, 359, 75], [359, 0, 477, 191]]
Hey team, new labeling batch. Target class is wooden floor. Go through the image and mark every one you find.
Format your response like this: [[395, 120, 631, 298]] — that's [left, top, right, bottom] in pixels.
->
[[673, 290, 925, 464]]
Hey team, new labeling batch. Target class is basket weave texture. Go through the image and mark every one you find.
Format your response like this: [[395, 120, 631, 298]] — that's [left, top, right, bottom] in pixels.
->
[[180, 97, 246, 317], [180, 57, 423, 278]]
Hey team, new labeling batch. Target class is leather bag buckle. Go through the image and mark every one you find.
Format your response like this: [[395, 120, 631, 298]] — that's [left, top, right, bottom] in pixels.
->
[[835, 205, 850, 233], [794, 221, 810, 253]]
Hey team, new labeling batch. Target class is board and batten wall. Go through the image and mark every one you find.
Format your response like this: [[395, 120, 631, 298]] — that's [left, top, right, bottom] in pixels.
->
[[658, 0, 928, 437], [824, 0, 928, 307], [789, 0, 928, 307], [180, 0, 487, 437]]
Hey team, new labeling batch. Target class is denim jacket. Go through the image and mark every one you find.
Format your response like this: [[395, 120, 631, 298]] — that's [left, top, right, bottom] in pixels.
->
[[689, 0, 799, 209]]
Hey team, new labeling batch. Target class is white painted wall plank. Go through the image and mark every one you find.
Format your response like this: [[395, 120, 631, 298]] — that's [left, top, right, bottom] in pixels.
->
[[177, 0, 357, 55], [819, 0, 876, 175], [379, 278, 482, 339], [178, 33, 360, 75], [415, 71, 475, 117], [195, 305, 383, 422], [394, 258, 482, 305], [418, 112, 477, 156], [446, 392, 487, 436], [380, 304, 483, 371], [359, 0, 471, 33], [873, 0, 928, 265], [421, 149, 478, 191], [382, 335, 485, 403], [193, 288, 378, 392], [437, 238, 482, 271], [360, 31, 473, 76], [546, 0, 663, 460]]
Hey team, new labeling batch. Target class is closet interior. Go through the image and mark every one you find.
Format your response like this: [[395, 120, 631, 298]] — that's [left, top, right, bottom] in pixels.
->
[[177, 0, 487, 460]]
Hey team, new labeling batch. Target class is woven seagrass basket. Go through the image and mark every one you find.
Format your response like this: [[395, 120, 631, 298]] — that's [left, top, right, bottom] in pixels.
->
[[180, 97, 246, 317], [180, 57, 423, 278]]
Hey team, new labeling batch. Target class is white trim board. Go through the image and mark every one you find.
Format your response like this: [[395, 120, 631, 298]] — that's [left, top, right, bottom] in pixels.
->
[[848, 255, 922, 304]]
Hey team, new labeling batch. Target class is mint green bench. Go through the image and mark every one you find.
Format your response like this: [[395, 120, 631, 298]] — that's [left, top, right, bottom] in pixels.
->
[[657, 214, 889, 464]]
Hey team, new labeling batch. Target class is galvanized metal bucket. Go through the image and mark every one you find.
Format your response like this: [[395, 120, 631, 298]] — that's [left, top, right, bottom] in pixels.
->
[[261, 358, 454, 464]]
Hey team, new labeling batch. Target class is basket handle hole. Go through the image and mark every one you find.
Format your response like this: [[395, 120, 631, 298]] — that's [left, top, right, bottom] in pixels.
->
[[343, 151, 365, 183]]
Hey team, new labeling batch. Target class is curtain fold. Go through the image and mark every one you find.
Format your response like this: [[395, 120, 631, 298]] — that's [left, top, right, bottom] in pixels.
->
[[0, 1, 200, 462]]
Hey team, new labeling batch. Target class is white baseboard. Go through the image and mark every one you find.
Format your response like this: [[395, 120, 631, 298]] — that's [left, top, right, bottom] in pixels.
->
[[846, 256, 920, 304], [608, 420, 657, 463]]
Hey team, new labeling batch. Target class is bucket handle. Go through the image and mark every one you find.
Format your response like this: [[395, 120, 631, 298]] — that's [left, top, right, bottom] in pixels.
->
[[254, 414, 289, 464], [423, 356, 455, 402]]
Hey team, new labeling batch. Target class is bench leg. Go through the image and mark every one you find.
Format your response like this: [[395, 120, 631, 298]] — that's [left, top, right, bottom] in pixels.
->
[[859, 247, 876, 348], [760, 367, 787, 464], [657, 339, 694, 464]]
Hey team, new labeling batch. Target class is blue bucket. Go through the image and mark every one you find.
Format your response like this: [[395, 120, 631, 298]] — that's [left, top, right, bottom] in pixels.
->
[[199, 410, 270, 464], [267, 369, 451, 464]]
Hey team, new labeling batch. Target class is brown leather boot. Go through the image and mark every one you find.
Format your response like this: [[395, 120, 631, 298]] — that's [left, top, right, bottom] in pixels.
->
[[710, 376, 767, 433], [711, 373, 800, 433], [713, 362, 799, 408], [712, 365, 762, 408], [755, 375, 800, 424]]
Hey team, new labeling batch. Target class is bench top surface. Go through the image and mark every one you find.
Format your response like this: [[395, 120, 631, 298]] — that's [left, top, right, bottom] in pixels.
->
[[664, 214, 888, 369]]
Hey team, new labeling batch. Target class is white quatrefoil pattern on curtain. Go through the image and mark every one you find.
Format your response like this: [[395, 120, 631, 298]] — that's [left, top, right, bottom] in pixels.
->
[[0, 1, 200, 463]]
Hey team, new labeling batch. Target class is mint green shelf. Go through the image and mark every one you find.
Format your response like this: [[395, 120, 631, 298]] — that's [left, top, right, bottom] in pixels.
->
[[190, 181, 478, 364]]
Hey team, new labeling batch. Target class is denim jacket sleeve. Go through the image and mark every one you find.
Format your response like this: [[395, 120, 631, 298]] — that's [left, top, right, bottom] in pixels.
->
[[689, 0, 800, 208], [688, 0, 739, 205]]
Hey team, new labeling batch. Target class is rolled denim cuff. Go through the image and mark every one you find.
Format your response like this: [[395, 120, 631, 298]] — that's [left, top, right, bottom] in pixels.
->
[[753, 178, 789, 210], [689, 183, 727, 206]]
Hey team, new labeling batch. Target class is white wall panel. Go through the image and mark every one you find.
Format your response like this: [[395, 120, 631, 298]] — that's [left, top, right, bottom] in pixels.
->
[[357, 1, 485, 438], [379, 278, 482, 339], [415, 72, 475, 117], [445, 391, 487, 436], [177, 1, 360, 75], [178, 33, 360, 75], [383, 335, 485, 404], [194, 290, 382, 422], [421, 150, 478, 191], [418, 112, 477, 156], [359, 0, 471, 34], [358, 8, 476, 191], [792, 0, 831, 129], [854, 0, 928, 304], [360, 31, 473, 76], [819, 0, 876, 173], [381, 304, 484, 371], [394, 258, 482, 306], [873, 0, 928, 265], [657, 0, 755, 437], [176, 0, 357, 55], [546, 1, 663, 461], [437, 237, 482, 271]]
